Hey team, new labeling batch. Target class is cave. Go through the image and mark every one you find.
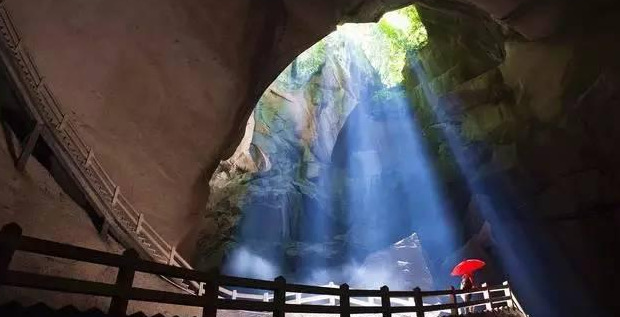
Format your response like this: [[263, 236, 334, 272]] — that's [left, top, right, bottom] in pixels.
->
[[0, 0, 619, 317]]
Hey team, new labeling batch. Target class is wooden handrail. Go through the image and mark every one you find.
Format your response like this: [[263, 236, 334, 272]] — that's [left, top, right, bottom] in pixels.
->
[[0, 223, 525, 317], [173, 250, 193, 269], [349, 289, 382, 297], [142, 220, 172, 250], [4, 271, 118, 297], [286, 282, 341, 296]]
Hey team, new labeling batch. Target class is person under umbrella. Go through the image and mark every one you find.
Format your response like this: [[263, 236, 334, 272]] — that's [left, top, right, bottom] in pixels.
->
[[451, 259, 486, 313]]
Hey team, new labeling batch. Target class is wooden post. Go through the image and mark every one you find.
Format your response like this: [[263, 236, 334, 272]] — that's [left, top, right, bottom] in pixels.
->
[[135, 214, 144, 234], [201, 269, 219, 317], [481, 282, 492, 311], [85, 149, 94, 167], [111, 186, 120, 206], [380, 285, 390, 317], [412, 287, 424, 317], [11, 39, 22, 52], [168, 247, 176, 265], [449, 286, 458, 316], [503, 281, 514, 308], [340, 283, 350, 317], [16, 123, 42, 171], [100, 220, 110, 241], [274, 276, 286, 317], [56, 114, 67, 131], [35, 77, 45, 90], [0, 223, 22, 285], [109, 249, 138, 317]]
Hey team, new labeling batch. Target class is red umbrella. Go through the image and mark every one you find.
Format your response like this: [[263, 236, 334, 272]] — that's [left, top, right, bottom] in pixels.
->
[[451, 259, 486, 276]]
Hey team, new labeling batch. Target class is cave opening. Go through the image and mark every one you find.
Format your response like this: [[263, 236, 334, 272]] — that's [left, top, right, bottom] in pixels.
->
[[205, 5, 468, 293], [0, 0, 619, 316], [198, 3, 612, 315]]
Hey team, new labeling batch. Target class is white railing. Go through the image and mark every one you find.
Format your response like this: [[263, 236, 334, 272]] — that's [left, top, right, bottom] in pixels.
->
[[213, 280, 525, 316], [1, 225, 528, 317]]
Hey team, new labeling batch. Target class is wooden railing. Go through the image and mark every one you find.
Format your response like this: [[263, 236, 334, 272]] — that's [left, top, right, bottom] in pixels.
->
[[0, 3, 197, 293], [0, 6, 528, 316], [0, 224, 525, 317]]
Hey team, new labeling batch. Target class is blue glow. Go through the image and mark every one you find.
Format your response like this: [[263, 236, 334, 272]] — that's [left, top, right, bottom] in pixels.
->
[[407, 55, 599, 316], [222, 22, 459, 291]]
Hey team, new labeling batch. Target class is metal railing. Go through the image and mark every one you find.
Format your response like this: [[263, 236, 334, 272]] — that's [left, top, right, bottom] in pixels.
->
[[0, 224, 525, 317], [0, 3, 197, 293]]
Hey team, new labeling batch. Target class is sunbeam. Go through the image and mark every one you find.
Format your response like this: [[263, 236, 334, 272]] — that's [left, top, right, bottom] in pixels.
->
[[220, 6, 462, 293]]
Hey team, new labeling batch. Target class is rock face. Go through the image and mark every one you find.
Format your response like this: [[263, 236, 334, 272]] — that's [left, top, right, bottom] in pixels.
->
[[1, 0, 416, 245], [401, 3, 620, 316], [201, 1, 620, 315], [0, 0, 579, 247], [194, 29, 382, 275], [351, 233, 434, 291]]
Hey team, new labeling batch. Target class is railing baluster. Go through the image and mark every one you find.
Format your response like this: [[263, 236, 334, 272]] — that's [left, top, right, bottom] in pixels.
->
[[340, 283, 350, 317], [100, 220, 110, 240], [56, 114, 67, 131], [168, 246, 176, 265], [109, 249, 138, 317], [413, 287, 423, 317], [481, 282, 492, 311], [449, 286, 458, 315], [16, 122, 42, 171], [380, 285, 390, 317], [0, 223, 22, 285], [85, 149, 94, 167], [503, 281, 514, 308], [201, 270, 218, 317], [274, 276, 286, 317], [135, 213, 144, 234], [111, 186, 120, 206]]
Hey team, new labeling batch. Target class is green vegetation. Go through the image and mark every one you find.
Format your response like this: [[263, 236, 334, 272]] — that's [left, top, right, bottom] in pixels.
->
[[278, 5, 428, 88], [375, 6, 428, 85]]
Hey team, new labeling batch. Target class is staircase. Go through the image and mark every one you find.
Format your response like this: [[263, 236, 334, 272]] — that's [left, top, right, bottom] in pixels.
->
[[0, 4, 198, 295]]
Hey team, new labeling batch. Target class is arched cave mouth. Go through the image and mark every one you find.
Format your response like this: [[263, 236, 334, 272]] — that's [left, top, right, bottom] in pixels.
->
[[197, 2, 607, 312], [201, 4, 496, 291]]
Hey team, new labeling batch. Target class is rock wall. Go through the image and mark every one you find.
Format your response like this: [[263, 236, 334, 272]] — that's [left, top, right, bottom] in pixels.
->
[[404, 3, 620, 315], [200, 1, 620, 314], [0, 0, 579, 248], [193, 33, 380, 276]]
